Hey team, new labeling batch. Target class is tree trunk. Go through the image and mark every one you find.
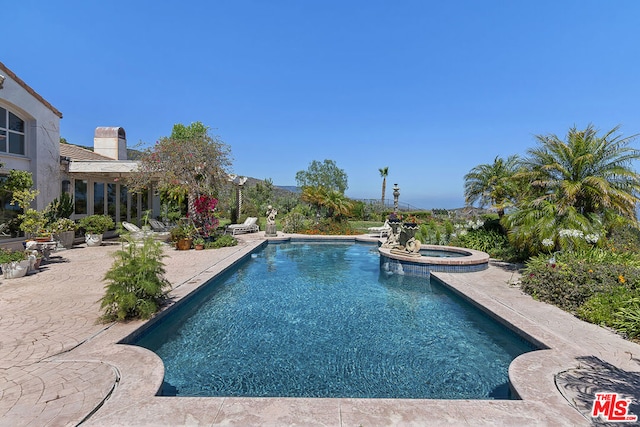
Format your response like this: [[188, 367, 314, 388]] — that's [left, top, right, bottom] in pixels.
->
[[187, 191, 197, 219], [381, 177, 387, 206]]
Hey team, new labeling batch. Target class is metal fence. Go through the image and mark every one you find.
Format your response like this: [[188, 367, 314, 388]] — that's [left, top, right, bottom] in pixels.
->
[[354, 198, 427, 212]]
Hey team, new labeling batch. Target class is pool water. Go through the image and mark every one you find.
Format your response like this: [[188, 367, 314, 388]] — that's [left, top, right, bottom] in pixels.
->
[[135, 242, 535, 399], [419, 248, 467, 257]]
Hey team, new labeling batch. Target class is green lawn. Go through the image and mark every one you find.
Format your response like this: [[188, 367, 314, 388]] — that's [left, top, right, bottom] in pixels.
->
[[349, 220, 383, 234]]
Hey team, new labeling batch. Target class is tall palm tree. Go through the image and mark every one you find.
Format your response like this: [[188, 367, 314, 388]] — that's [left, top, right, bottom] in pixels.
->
[[521, 124, 640, 219], [379, 167, 389, 206], [464, 155, 520, 218]]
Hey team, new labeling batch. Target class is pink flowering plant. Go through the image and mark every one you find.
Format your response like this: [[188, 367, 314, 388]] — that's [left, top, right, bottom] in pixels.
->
[[190, 195, 219, 237]]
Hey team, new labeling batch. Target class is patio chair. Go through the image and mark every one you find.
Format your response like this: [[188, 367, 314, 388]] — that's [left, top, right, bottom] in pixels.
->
[[0, 222, 11, 237], [122, 221, 171, 242], [225, 217, 259, 235], [149, 219, 171, 232], [367, 219, 391, 237]]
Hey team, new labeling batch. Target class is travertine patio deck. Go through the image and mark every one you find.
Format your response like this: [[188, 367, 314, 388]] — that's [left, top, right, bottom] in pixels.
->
[[0, 233, 638, 426]]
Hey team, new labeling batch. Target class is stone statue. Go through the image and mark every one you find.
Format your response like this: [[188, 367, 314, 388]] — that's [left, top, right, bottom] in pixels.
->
[[265, 205, 278, 237], [266, 205, 277, 225], [405, 237, 421, 256], [382, 227, 403, 250], [388, 223, 422, 257]]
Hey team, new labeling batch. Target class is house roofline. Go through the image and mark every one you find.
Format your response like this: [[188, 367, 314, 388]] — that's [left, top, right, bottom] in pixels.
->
[[0, 61, 63, 119]]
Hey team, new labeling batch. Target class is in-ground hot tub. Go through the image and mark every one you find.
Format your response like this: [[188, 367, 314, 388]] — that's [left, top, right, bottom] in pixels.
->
[[379, 244, 490, 276]]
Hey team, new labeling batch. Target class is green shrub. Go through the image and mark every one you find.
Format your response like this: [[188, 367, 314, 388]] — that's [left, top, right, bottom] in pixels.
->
[[449, 229, 512, 259], [100, 235, 171, 322], [305, 218, 357, 235], [79, 215, 115, 234], [570, 247, 640, 267], [520, 253, 640, 312], [577, 286, 639, 326], [282, 212, 307, 233], [0, 248, 28, 264], [607, 224, 640, 254], [613, 301, 640, 340], [207, 234, 237, 248]]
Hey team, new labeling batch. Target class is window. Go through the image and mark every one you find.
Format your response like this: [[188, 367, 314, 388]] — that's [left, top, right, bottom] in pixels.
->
[[0, 107, 25, 155], [119, 185, 128, 223], [107, 183, 117, 219], [74, 180, 87, 215], [0, 175, 21, 239], [94, 182, 105, 215]]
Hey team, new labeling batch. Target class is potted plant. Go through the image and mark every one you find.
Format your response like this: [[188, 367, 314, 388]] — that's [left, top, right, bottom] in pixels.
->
[[43, 193, 74, 224], [0, 248, 30, 279], [170, 220, 196, 250], [193, 237, 205, 250], [78, 215, 115, 247], [50, 218, 77, 249]]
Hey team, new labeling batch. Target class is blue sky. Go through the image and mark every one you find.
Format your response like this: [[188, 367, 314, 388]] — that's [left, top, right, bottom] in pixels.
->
[[5, 0, 640, 208]]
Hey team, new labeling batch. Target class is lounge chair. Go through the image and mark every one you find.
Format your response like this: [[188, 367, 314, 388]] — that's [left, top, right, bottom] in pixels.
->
[[122, 221, 171, 242], [225, 217, 259, 235], [367, 219, 391, 237], [149, 219, 171, 232], [0, 222, 11, 237]]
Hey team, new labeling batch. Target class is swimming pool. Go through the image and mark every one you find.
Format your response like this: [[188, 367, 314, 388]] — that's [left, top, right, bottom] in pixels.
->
[[134, 242, 536, 399]]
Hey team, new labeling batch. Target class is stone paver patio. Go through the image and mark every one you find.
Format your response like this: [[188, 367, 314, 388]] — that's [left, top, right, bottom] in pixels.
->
[[0, 233, 639, 426]]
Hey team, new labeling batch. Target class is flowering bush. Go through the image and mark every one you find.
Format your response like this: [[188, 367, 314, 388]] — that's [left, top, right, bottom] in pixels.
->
[[302, 219, 359, 235], [520, 251, 640, 312], [49, 218, 77, 233], [190, 195, 219, 237], [542, 238, 554, 249]]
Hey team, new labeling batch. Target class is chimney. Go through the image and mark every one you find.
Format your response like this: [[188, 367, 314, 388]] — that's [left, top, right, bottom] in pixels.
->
[[94, 127, 127, 160]]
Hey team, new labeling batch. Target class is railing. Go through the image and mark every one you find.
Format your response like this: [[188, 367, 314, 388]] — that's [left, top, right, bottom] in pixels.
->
[[354, 198, 427, 212]]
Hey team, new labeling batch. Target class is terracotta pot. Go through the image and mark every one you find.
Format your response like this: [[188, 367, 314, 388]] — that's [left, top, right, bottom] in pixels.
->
[[194, 244, 204, 250], [176, 238, 193, 250]]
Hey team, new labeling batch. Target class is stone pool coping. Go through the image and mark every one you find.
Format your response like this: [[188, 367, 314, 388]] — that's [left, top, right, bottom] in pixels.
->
[[2, 232, 639, 425]]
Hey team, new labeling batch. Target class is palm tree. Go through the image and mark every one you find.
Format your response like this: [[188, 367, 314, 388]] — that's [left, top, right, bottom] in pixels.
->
[[379, 167, 389, 206], [301, 186, 353, 220], [521, 124, 640, 220], [505, 124, 640, 253], [301, 186, 326, 218], [322, 190, 354, 220], [464, 155, 520, 218]]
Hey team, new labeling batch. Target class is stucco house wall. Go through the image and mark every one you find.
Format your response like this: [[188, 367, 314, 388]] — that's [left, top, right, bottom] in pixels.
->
[[0, 62, 62, 211]]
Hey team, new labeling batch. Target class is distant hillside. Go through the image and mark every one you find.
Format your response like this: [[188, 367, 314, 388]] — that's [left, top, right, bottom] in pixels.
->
[[242, 178, 298, 199], [276, 185, 300, 193]]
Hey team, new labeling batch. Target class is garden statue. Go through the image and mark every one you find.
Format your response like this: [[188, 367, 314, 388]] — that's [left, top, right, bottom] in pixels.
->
[[265, 205, 277, 237], [266, 205, 277, 225], [382, 227, 401, 249], [388, 221, 421, 257], [404, 237, 421, 256]]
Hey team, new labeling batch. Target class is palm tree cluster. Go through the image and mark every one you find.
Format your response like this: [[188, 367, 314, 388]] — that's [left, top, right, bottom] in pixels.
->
[[301, 186, 353, 221], [464, 125, 640, 254]]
